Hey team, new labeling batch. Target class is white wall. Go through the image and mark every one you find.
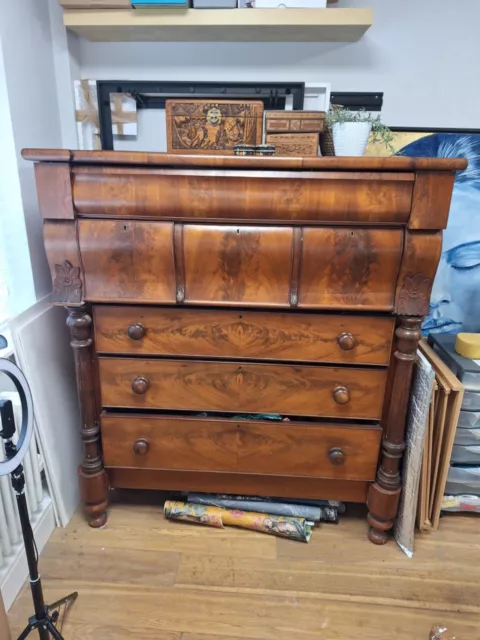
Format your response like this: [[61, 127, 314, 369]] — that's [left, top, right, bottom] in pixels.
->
[[79, 0, 480, 129], [0, 0, 80, 304]]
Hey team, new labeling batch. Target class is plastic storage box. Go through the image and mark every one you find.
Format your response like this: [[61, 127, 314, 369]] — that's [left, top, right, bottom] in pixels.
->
[[445, 465, 480, 495]]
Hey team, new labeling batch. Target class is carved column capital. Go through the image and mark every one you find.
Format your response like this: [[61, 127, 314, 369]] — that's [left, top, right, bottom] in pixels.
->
[[66, 307, 93, 348]]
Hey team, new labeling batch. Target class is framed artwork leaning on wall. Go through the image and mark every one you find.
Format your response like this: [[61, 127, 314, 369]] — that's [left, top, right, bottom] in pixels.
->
[[367, 129, 480, 336]]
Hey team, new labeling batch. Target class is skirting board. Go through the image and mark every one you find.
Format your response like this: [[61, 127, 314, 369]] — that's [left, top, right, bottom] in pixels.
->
[[0, 495, 55, 611]]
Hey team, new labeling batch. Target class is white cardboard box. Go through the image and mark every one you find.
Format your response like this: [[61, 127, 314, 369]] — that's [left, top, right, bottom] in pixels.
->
[[194, 0, 237, 6], [240, 1, 327, 7]]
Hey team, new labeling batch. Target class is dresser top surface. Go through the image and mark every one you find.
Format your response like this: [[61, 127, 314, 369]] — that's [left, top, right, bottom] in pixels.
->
[[22, 148, 467, 173]]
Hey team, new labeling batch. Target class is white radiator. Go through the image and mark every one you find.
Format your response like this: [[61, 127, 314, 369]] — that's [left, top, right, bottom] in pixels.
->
[[0, 392, 45, 570]]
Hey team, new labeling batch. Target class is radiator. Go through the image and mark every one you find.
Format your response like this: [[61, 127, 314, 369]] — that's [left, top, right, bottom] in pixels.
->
[[0, 392, 44, 569]]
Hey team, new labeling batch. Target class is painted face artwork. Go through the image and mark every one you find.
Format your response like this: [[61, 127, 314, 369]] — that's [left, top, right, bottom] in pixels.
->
[[400, 133, 480, 335]]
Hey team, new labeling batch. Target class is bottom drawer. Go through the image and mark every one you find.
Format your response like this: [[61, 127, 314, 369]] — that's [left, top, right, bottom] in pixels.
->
[[101, 414, 382, 481]]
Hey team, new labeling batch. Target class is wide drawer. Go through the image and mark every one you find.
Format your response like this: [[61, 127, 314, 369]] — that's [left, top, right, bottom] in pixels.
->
[[94, 306, 395, 365], [101, 414, 382, 481], [73, 166, 414, 224], [98, 358, 387, 419]]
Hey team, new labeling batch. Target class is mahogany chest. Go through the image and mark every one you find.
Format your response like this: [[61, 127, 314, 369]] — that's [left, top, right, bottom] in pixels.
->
[[24, 149, 465, 544]]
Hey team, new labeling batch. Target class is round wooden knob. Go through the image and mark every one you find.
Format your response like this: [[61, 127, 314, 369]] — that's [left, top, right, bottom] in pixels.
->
[[328, 447, 345, 466], [337, 332, 356, 351], [333, 386, 350, 405], [132, 376, 149, 395], [133, 439, 149, 455], [128, 323, 146, 341]]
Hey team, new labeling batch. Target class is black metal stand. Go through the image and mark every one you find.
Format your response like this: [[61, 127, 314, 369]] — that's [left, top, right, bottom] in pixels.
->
[[1, 400, 77, 639]]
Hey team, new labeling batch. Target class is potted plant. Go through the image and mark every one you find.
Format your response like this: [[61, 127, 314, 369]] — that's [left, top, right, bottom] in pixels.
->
[[325, 108, 395, 157]]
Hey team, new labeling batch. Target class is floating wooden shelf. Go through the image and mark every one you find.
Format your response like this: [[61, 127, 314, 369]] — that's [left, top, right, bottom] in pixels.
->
[[62, 8, 373, 42]]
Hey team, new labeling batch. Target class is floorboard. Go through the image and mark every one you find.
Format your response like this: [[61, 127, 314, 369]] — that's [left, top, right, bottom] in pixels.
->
[[7, 494, 479, 640]]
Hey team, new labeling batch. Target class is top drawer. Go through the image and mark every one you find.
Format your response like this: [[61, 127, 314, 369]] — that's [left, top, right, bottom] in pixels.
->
[[72, 167, 414, 225]]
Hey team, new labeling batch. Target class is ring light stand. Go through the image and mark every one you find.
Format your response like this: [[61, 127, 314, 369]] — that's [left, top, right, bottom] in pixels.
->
[[0, 359, 77, 639]]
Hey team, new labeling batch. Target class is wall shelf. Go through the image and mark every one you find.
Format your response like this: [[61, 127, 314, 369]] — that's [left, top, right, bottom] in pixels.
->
[[62, 8, 373, 42]]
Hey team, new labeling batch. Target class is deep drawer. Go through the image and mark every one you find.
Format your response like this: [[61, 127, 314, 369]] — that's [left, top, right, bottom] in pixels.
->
[[79, 220, 403, 310], [101, 414, 382, 481], [94, 306, 395, 365], [98, 358, 387, 420]]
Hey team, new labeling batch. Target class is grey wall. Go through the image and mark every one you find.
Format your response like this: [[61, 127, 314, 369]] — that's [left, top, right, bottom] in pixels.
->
[[79, 0, 480, 129]]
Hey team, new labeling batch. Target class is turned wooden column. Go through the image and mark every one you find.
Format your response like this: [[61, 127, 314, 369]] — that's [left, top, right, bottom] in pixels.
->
[[66, 306, 108, 527], [367, 316, 422, 544]]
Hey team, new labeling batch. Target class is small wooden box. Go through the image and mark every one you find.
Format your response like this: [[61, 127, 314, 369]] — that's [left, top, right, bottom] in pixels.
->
[[265, 111, 325, 134], [166, 100, 264, 155], [266, 133, 319, 157]]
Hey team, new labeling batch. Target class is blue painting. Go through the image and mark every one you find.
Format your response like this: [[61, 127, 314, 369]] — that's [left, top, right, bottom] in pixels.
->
[[400, 133, 480, 335]]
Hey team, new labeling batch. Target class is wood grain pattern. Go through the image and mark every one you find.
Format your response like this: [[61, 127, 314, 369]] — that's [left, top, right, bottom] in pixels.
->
[[78, 220, 176, 302], [99, 358, 387, 419], [409, 171, 456, 230], [93, 306, 395, 365], [395, 231, 442, 316], [22, 148, 468, 172], [265, 110, 325, 134], [0, 588, 10, 640], [8, 501, 480, 639], [67, 307, 109, 527], [72, 166, 413, 224], [107, 469, 369, 502], [43, 221, 84, 305], [265, 133, 319, 157], [166, 99, 263, 155], [101, 414, 381, 481], [34, 162, 74, 220], [367, 317, 423, 544], [182, 225, 292, 306], [300, 227, 403, 310]]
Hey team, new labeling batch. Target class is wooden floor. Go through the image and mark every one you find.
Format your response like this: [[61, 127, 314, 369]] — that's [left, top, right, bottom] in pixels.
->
[[7, 492, 480, 639]]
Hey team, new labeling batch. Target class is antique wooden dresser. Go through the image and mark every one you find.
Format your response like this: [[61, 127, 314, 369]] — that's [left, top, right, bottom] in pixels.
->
[[24, 149, 466, 543]]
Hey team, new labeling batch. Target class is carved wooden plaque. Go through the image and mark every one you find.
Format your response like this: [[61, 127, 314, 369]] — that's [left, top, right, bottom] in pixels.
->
[[266, 133, 319, 157], [166, 99, 264, 155], [265, 110, 325, 134]]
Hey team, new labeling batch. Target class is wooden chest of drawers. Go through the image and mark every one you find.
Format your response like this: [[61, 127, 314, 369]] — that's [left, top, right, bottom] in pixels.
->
[[24, 149, 465, 544]]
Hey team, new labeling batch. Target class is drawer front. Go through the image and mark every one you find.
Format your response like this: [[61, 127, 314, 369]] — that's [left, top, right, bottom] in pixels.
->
[[101, 414, 382, 481], [77, 220, 403, 310], [94, 306, 395, 366], [182, 224, 292, 306], [78, 220, 176, 303], [300, 227, 403, 310], [99, 358, 387, 419], [73, 166, 413, 224]]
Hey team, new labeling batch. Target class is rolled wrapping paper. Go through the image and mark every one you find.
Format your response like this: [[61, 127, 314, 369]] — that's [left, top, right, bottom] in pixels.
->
[[186, 493, 338, 522], [164, 500, 313, 542]]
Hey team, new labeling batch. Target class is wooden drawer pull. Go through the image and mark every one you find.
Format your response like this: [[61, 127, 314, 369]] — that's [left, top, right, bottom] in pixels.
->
[[337, 332, 356, 351], [132, 376, 149, 395], [133, 438, 150, 456], [128, 323, 146, 341], [328, 447, 345, 466], [333, 385, 350, 405]]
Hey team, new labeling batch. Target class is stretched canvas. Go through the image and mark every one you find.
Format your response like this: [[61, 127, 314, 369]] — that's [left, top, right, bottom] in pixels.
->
[[367, 131, 480, 335]]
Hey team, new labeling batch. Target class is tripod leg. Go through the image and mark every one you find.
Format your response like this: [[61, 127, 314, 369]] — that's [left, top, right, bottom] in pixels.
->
[[17, 623, 34, 640], [47, 592, 78, 613], [45, 621, 65, 640]]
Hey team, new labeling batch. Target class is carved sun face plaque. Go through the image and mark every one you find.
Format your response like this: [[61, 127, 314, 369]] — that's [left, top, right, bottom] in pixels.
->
[[206, 107, 222, 127]]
